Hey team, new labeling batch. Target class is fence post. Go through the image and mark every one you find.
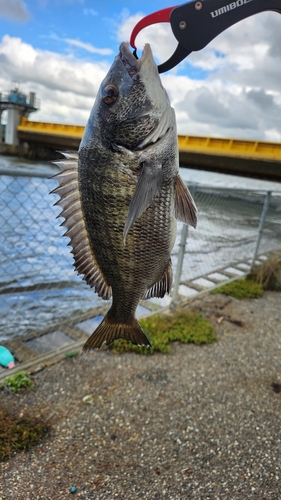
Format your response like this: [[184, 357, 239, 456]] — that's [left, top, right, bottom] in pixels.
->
[[251, 190, 271, 269], [171, 184, 197, 306]]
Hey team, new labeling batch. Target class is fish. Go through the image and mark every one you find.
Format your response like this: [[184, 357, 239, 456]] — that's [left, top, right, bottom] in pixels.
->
[[52, 42, 197, 350]]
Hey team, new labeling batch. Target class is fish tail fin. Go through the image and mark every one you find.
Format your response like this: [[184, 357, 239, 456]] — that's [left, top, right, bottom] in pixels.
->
[[83, 315, 151, 351]]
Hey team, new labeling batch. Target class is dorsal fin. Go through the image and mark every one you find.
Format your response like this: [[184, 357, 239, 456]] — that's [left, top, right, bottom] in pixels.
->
[[51, 152, 112, 300]]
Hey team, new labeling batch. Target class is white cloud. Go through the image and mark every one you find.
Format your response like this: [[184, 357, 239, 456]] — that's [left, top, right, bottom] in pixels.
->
[[64, 38, 113, 56], [0, 0, 30, 22], [0, 35, 109, 125]]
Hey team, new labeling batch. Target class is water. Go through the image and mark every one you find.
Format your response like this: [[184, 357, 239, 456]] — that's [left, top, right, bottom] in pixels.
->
[[1, 155, 281, 341], [179, 166, 281, 191]]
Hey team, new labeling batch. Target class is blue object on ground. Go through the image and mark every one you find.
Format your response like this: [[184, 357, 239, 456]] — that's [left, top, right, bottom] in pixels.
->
[[70, 486, 77, 493], [0, 346, 15, 369]]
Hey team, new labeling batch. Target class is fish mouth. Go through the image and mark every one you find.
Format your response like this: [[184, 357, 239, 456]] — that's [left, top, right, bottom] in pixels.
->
[[119, 42, 151, 79]]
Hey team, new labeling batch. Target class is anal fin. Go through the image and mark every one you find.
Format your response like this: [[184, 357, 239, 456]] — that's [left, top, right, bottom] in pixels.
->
[[143, 259, 173, 300]]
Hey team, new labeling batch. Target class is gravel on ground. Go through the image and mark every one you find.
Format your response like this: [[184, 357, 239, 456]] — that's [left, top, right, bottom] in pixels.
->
[[0, 291, 280, 500]]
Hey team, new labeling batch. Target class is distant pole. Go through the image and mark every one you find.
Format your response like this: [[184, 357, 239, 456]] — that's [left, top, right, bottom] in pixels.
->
[[251, 191, 271, 269], [172, 184, 197, 305]]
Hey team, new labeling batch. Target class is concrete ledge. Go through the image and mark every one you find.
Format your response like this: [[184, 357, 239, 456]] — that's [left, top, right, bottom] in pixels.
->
[[0, 144, 18, 155]]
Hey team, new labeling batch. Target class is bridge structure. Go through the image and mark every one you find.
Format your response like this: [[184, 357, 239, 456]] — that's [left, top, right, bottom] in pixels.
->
[[1, 114, 281, 180], [177, 134, 281, 181], [0, 86, 39, 147]]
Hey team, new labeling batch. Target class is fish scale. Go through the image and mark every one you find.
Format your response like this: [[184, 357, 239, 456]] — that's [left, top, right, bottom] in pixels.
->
[[82, 147, 174, 326], [52, 42, 197, 350]]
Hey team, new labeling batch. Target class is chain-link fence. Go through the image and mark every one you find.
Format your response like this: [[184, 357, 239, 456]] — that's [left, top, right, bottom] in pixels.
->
[[1, 169, 281, 341], [171, 186, 281, 301]]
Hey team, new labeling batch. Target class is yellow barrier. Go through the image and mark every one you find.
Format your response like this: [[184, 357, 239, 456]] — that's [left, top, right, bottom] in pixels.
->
[[18, 117, 84, 139], [18, 118, 281, 162], [178, 135, 281, 161]]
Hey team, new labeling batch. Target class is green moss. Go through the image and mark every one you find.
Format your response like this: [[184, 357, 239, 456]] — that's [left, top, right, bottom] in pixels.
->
[[211, 278, 264, 299], [111, 311, 216, 355], [0, 406, 49, 461], [4, 371, 33, 393], [65, 350, 79, 358]]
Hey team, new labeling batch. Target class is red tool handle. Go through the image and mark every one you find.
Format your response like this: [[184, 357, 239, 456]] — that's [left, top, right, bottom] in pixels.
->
[[130, 6, 176, 49]]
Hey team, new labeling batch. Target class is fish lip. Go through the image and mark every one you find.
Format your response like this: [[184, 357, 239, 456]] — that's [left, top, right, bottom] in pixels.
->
[[119, 42, 151, 79]]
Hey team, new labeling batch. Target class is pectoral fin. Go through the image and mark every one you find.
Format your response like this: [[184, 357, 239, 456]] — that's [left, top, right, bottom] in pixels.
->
[[174, 175, 197, 228], [123, 161, 162, 241]]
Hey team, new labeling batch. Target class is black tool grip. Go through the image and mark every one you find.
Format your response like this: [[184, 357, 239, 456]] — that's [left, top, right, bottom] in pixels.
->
[[170, 0, 281, 52]]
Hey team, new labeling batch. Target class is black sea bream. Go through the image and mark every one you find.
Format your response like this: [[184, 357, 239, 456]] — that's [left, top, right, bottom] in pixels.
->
[[52, 42, 197, 349]]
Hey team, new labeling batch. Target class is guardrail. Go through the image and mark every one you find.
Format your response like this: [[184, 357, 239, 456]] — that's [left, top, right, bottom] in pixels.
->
[[18, 117, 84, 138], [178, 135, 281, 162], [15, 119, 281, 163]]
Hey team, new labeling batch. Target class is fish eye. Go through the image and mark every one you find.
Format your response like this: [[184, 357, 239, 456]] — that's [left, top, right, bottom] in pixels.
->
[[102, 85, 119, 105]]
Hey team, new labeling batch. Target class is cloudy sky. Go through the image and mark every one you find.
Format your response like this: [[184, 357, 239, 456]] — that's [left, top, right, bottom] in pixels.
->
[[0, 0, 281, 141]]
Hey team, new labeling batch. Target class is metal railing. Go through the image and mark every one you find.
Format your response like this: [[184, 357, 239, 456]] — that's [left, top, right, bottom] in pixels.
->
[[1, 168, 281, 341], [0, 92, 40, 110]]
